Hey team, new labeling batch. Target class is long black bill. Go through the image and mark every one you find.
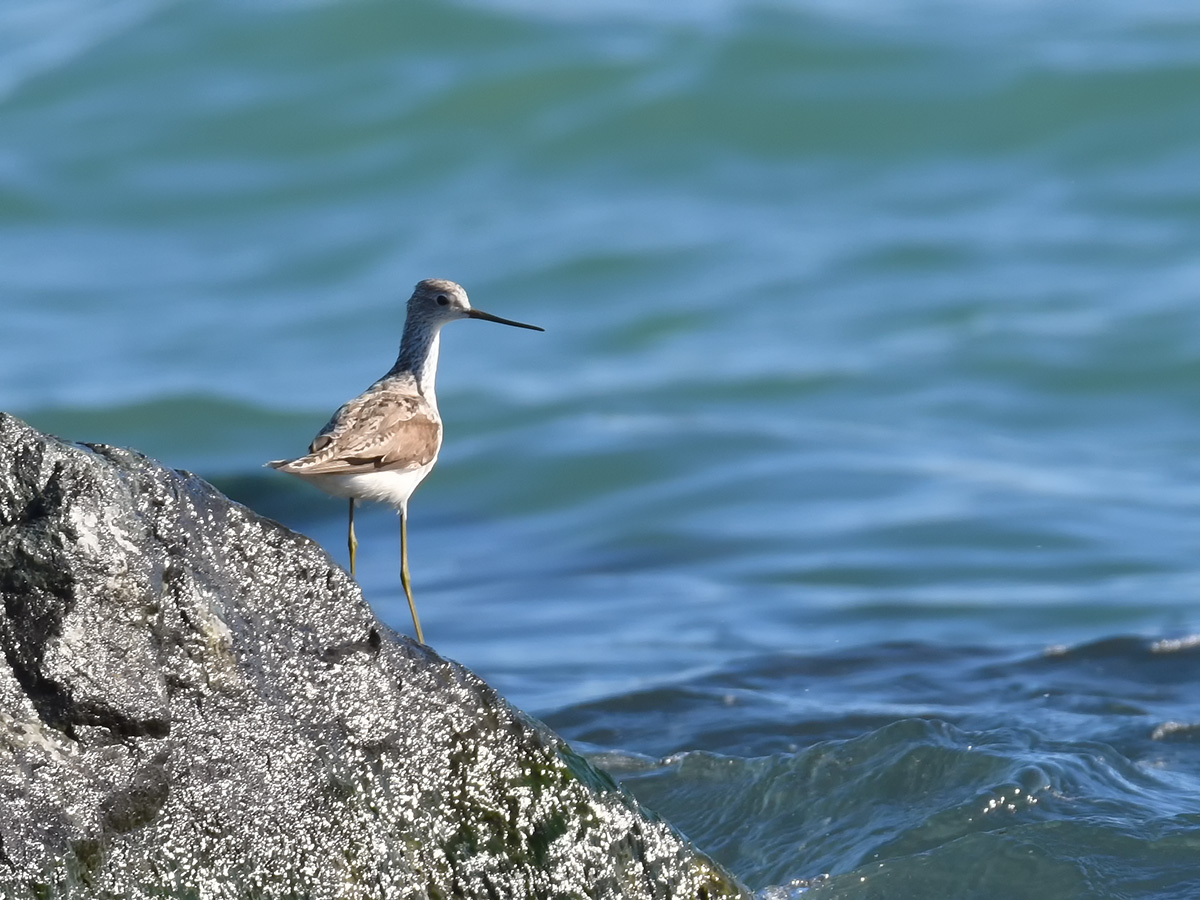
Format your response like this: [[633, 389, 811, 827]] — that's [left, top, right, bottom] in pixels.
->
[[468, 308, 544, 331]]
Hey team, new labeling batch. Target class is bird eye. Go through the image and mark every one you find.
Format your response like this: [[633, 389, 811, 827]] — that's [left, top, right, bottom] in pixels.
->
[[436, 294, 449, 306]]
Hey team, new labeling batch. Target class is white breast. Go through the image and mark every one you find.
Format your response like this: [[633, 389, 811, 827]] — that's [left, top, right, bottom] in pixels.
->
[[295, 461, 437, 512]]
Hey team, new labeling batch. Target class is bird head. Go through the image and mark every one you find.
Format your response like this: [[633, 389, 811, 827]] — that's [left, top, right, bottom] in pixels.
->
[[408, 279, 543, 332]]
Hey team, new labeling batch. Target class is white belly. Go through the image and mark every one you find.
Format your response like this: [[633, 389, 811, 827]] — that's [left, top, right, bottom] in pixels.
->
[[296, 462, 436, 511]]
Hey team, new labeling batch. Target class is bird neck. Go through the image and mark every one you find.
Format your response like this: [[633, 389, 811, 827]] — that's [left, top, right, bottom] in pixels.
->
[[390, 321, 442, 404]]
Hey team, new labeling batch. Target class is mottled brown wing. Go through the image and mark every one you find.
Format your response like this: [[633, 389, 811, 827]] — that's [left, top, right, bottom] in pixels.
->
[[275, 387, 441, 475]]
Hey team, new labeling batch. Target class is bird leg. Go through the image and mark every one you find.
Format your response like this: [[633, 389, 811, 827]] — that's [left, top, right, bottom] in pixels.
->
[[348, 498, 358, 577], [400, 510, 425, 644]]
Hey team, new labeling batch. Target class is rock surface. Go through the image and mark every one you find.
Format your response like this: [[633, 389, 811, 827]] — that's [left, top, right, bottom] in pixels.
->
[[0, 413, 749, 900]]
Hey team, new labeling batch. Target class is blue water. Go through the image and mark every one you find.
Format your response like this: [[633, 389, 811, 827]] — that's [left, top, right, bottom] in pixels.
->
[[6, 1, 1200, 895]]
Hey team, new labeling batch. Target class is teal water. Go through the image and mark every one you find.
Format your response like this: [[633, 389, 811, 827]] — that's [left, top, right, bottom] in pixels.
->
[[6, 1, 1200, 895]]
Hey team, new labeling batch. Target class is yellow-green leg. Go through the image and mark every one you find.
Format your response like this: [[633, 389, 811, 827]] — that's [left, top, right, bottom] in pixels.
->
[[401, 510, 425, 644], [348, 498, 358, 577]]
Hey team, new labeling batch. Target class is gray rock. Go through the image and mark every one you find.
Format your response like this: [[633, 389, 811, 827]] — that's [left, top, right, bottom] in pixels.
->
[[0, 413, 749, 900]]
